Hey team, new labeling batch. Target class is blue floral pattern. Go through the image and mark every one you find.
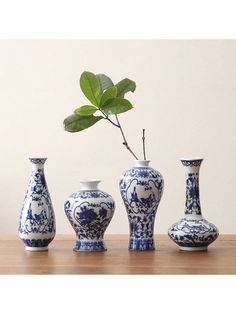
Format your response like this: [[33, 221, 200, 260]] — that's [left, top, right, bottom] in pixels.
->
[[69, 191, 110, 199], [120, 165, 164, 250], [65, 189, 115, 252], [74, 240, 106, 251], [21, 238, 53, 248], [168, 218, 218, 248], [181, 159, 202, 215], [185, 173, 201, 215], [19, 158, 56, 250]]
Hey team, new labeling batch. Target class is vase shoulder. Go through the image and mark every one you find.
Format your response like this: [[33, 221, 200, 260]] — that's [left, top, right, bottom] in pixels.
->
[[68, 189, 112, 200], [168, 217, 219, 249], [121, 165, 163, 180]]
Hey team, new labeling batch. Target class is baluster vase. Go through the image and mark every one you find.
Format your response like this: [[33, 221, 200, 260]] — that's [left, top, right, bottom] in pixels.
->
[[64, 180, 115, 252], [119, 160, 164, 250]]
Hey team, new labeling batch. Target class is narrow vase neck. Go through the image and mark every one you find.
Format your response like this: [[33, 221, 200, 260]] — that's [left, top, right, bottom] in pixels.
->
[[181, 158, 203, 217], [134, 160, 150, 167], [30, 158, 47, 171], [80, 180, 100, 190]]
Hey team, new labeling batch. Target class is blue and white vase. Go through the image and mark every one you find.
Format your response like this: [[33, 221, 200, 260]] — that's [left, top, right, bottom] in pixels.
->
[[19, 158, 56, 251], [119, 160, 164, 250], [64, 180, 115, 252], [168, 158, 219, 251]]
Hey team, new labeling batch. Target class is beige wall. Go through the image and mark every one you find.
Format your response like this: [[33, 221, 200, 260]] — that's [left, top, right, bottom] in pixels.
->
[[0, 40, 235, 234]]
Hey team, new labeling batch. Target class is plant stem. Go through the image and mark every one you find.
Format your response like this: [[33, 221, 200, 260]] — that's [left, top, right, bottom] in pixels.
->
[[99, 109, 119, 127], [115, 114, 138, 160], [142, 129, 146, 160], [98, 109, 139, 159], [105, 116, 119, 127]]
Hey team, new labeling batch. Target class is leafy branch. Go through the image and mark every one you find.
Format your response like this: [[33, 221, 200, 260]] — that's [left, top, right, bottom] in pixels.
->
[[63, 71, 146, 160]]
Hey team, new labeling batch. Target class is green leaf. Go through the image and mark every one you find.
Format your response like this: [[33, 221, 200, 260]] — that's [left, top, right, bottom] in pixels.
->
[[64, 114, 103, 132], [80, 71, 100, 107], [100, 86, 117, 106], [96, 74, 114, 94], [115, 78, 136, 98], [100, 98, 133, 115], [74, 105, 97, 116]]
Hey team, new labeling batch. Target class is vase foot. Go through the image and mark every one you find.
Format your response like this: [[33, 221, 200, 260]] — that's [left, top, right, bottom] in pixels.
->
[[129, 238, 155, 251], [179, 246, 208, 251], [74, 240, 107, 252], [25, 246, 48, 251]]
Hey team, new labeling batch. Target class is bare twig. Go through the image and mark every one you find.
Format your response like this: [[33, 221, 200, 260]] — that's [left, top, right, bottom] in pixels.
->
[[142, 129, 146, 160], [115, 114, 138, 160]]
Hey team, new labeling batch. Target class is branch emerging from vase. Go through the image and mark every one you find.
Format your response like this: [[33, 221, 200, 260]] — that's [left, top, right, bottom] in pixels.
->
[[142, 129, 146, 160]]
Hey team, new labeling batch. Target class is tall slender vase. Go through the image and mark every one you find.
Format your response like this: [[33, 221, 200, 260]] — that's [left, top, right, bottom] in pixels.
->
[[64, 180, 115, 252], [119, 160, 164, 250], [19, 158, 56, 251], [168, 158, 219, 251]]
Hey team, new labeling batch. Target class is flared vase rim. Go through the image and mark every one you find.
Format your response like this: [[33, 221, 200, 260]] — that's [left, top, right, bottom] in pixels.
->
[[29, 157, 47, 161], [180, 157, 203, 162], [29, 158, 47, 165]]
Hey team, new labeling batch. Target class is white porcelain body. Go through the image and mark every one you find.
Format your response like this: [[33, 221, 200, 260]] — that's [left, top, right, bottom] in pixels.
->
[[119, 160, 164, 250], [168, 158, 219, 251], [19, 158, 56, 251], [64, 180, 115, 251]]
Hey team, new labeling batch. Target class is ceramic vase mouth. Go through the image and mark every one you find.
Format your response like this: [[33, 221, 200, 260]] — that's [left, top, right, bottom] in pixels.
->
[[180, 157, 203, 162], [29, 158, 47, 164], [180, 157, 203, 167], [80, 180, 101, 190], [134, 160, 150, 167]]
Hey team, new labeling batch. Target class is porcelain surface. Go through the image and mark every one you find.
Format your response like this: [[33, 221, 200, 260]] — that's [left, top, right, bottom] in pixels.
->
[[19, 158, 56, 251], [168, 158, 219, 250], [64, 180, 115, 251], [120, 160, 164, 250]]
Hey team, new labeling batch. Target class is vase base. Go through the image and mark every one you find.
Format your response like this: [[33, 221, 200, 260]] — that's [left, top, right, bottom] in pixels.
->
[[129, 238, 155, 251], [129, 247, 155, 251], [179, 246, 208, 251], [74, 240, 107, 252], [25, 246, 48, 251]]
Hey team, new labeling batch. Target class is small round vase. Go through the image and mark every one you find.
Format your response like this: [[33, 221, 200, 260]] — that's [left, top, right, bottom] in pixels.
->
[[119, 160, 164, 250], [19, 158, 56, 251], [168, 158, 219, 251], [64, 180, 115, 252]]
